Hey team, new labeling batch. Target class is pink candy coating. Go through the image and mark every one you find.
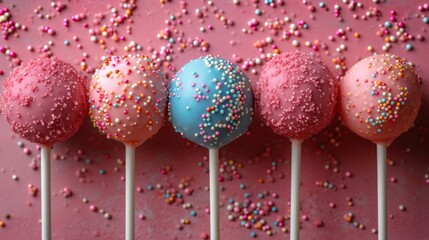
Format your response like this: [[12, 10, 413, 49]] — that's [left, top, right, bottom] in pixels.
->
[[339, 54, 422, 146], [256, 51, 338, 140], [0, 56, 88, 146], [89, 55, 168, 147]]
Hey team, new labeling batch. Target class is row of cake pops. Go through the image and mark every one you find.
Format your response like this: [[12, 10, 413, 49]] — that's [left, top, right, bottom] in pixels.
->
[[0, 51, 421, 240]]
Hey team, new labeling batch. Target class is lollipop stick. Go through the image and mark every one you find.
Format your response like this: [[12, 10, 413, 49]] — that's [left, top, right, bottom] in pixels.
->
[[290, 139, 302, 240], [209, 148, 219, 240], [125, 144, 136, 240], [377, 144, 387, 240], [41, 145, 51, 240]]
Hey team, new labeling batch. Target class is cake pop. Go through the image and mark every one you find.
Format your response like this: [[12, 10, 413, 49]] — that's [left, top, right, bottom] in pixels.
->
[[339, 54, 421, 146], [339, 53, 421, 240], [1, 56, 88, 147], [169, 55, 254, 149], [169, 55, 254, 240], [89, 55, 167, 147], [1, 56, 88, 240], [89, 54, 168, 240], [256, 50, 338, 240]]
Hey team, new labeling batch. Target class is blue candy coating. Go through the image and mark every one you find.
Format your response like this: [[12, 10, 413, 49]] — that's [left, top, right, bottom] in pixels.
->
[[169, 55, 254, 149]]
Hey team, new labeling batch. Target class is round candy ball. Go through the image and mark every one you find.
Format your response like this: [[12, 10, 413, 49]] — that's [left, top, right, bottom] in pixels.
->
[[169, 55, 254, 149], [89, 55, 168, 147], [339, 54, 421, 145], [256, 50, 338, 140], [1, 56, 88, 146]]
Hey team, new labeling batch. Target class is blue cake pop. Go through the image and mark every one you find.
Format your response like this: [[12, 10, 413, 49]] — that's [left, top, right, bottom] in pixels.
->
[[169, 55, 254, 149]]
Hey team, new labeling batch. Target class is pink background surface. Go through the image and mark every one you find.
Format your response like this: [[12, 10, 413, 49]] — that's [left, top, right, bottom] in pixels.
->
[[0, 0, 428, 239]]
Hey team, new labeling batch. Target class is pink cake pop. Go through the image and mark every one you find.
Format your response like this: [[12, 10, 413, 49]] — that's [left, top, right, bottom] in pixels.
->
[[339, 53, 421, 146], [0, 56, 88, 240], [1, 56, 88, 146], [89, 54, 168, 240], [256, 50, 338, 240], [257, 50, 338, 140], [89, 54, 167, 147], [339, 53, 421, 240]]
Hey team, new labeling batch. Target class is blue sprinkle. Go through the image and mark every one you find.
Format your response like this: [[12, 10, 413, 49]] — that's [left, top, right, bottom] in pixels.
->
[[406, 43, 413, 51], [384, 21, 392, 28], [250, 232, 257, 238], [423, 17, 429, 24], [190, 210, 197, 217], [98, 169, 105, 175], [319, 2, 326, 8], [147, 185, 153, 191]]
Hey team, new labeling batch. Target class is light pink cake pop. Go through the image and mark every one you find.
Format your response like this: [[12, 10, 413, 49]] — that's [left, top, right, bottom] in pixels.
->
[[339, 54, 422, 145], [89, 54, 168, 147], [256, 50, 338, 140], [1, 56, 88, 146]]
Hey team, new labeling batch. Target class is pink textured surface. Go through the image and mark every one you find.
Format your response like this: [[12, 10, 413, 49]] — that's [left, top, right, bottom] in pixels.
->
[[1, 56, 87, 147], [339, 54, 421, 146], [0, 1, 428, 240], [256, 51, 338, 140]]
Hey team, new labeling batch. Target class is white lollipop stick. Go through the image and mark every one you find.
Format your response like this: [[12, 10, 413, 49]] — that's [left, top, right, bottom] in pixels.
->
[[41, 145, 51, 240], [290, 139, 302, 240], [377, 143, 387, 240], [125, 144, 136, 240], [209, 148, 220, 240]]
